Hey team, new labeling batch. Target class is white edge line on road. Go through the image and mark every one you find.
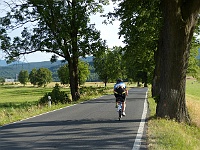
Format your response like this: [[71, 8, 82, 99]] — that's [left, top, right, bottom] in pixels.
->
[[132, 90, 148, 150]]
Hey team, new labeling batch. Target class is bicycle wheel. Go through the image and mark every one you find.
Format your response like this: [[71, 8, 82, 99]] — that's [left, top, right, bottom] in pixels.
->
[[118, 109, 122, 120]]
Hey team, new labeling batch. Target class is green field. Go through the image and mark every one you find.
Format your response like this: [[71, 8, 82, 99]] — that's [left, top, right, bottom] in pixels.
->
[[0, 83, 69, 125], [186, 78, 200, 100], [0, 82, 115, 126]]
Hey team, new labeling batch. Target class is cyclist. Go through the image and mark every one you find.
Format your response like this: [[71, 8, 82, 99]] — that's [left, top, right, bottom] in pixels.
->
[[114, 79, 128, 116]]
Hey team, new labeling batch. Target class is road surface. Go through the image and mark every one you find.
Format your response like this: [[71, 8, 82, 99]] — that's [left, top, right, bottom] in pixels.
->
[[0, 87, 148, 150]]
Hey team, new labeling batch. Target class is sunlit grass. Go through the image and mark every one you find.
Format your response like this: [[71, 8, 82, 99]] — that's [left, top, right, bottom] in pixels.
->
[[0, 87, 51, 103], [148, 113, 200, 150]]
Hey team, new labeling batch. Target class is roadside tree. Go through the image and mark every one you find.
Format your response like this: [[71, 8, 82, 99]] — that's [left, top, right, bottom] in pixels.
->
[[0, 0, 108, 101], [57, 64, 69, 85], [57, 60, 89, 86], [36, 68, 52, 87], [78, 60, 90, 85], [110, 0, 159, 87], [18, 70, 29, 86], [29, 68, 52, 87], [154, 0, 200, 123], [94, 46, 126, 86], [29, 68, 37, 86]]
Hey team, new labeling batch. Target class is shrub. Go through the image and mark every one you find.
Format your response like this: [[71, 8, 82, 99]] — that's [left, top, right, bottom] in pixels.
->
[[39, 83, 70, 105], [79, 86, 107, 96]]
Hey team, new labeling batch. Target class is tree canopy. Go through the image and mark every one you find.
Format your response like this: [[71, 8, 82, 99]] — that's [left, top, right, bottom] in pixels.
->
[[29, 68, 52, 87], [93, 46, 126, 86], [109, 0, 160, 87], [18, 70, 29, 86]]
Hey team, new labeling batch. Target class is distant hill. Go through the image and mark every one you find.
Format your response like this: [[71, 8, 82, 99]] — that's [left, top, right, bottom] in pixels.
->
[[0, 56, 95, 81], [0, 60, 24, 67], [0, 60, 65, 79], [0, 60, 8, 66]]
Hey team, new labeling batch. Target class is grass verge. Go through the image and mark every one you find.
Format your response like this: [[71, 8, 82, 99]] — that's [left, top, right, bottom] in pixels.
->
[[148, 79, 200, 150]]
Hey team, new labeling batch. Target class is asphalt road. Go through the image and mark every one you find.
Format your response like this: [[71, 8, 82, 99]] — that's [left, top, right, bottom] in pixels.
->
[[0, 87, 148, 150]]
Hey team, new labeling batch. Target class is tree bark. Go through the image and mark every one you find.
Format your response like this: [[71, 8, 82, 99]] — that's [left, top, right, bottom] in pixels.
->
[[68, 59, 80, 101], [70, 0, 80, 101], [156, 0, 200, 123]]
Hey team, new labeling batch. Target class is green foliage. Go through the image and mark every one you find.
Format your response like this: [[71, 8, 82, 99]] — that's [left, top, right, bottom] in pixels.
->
[[18, 70, 29, 86], [93, 46, 126, 86], [110, 0, 161, 85], [187, 37, 200, 79], [29, 68, 37, 86], [78, 60, 90, 85], [57, 60, 90, 85], [39, 83, 70, 104], [0, 1, 107, 61], [29, 68, 52, 87], [0, 60, 63, 80], [37, 68, 52, 87], [0, 77, 5, 84], [0, 58, 97, 82], [57, 64, 69, 85]]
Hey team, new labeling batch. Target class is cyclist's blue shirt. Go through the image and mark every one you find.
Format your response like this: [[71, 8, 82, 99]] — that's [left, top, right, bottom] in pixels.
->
[[114, 82, 126, 90]]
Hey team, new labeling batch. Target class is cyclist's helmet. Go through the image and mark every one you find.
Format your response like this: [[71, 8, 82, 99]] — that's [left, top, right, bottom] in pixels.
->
[[117, 78, 123, 84]]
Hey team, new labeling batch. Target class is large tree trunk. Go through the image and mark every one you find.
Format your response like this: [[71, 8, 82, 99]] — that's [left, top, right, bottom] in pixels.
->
[[70, 0, 80, 101], [68, 60, 80, 101], [72, 55, 80, 101], [68, 61, 76, 101], [156, 0, 200, 123]]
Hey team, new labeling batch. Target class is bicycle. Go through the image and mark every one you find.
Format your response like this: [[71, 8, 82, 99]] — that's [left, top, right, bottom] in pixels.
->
[[116, 97, 124, 121]]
